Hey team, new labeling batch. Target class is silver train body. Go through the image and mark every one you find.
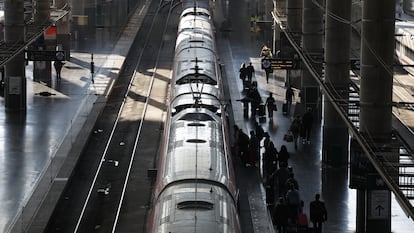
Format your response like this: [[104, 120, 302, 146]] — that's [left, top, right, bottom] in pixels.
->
[[395, 21, 414, 75], [148, 4, 241, 233]]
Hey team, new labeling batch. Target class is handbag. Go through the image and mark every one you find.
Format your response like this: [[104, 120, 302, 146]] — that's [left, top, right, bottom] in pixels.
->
[[272, 103, 277, 111], [283, 133, 293, 142]]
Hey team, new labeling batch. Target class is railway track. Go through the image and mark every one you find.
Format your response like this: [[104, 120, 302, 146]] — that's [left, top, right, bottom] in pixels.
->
[[44, 1, 181, 232]]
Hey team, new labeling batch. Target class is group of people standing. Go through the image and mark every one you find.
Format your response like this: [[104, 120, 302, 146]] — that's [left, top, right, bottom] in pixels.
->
[[265, 150, 327, 233], [289, 107, 314, 149]]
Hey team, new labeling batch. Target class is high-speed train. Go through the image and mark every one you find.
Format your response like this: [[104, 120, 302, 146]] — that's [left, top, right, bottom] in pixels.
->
[[147, 2, 241, 233], [395, 20, 414, 75]]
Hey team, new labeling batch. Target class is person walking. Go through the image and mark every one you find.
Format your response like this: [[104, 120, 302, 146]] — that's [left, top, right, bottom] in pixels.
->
[[273, 197, 289, 233], [285, 85, 294, 114], [309, 193, 328, 233], [246, 83, 261, 117], [265, 93, 276, 120], [289, 115, 302, 149], [239, 63, 247, 82], [246, 62, 255, 82], [302, 107, 314, 144], [278, 145, 290, 166], [261, 45, 272, 58], [285, 183, 301, 225], [54, 60, 64, 79]]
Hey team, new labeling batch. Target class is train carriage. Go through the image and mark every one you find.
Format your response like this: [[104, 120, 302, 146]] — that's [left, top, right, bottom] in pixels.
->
[[148, 3, 240, 233]]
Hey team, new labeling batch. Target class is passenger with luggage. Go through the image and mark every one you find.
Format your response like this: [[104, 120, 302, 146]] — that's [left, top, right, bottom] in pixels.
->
[[309, 193, 328, 233], [246, 83, 262, 117]]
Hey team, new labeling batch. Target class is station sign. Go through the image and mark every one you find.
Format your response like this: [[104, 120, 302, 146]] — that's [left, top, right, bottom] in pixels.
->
[[368, 190, 390, 219], [261, 58, 299, 70], [26, 50, 65, 61]]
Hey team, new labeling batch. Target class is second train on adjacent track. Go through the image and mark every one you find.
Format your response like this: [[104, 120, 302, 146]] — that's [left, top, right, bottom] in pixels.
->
[[148, 2, 241, 233]]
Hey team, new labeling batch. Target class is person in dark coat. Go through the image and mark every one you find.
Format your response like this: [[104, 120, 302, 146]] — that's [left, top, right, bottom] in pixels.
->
[[285, 85, 294, 114], [246, 84, 262, 116], [271, 161, 290, 197], [237, 129, 250, 165], [239, 63, 247, 82], [246, 62, 255, 82], [263, 141, 278, 181], [285, 172, 299, 190], [310, 193, 328, 233], [54, 60, 64, 79], [247, 130, 259, 167], [265, 93, 276, 119], [302, 107, 314, 144], [278, 145, 290, 166], [254, 120, 264, 142], [285, 183, 301, 224], [273, 197, 289, 233], [289, 115, 302, 149]]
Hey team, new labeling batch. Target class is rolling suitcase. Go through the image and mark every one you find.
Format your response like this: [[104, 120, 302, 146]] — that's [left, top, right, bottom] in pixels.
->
[[258, 104, 265, 116], [282, 103, 288, 114]]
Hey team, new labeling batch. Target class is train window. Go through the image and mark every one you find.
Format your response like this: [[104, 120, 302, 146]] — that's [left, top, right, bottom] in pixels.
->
[[188, 123, 206, 127], [189, 40, 205, 43], [177, 200, 213, 210], [179, 113, 213, 121], [186, 139, 206, 143]]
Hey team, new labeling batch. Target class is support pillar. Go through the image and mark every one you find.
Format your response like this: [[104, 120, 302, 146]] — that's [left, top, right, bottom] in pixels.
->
[[300, 0, 323, 120], [359, 0, 396, 232], [286, 0, 302, 43], [4, 0, 26, 111], [286, 0, 302, 90], [56, 0, 71, 60], [33, 0, 52, 83], [323, 0, 351, 167]]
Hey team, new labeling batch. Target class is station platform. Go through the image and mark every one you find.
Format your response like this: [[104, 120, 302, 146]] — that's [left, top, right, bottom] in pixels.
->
[[0, 3, 149, 232], [215, 0, 414, 233], [0, 0, 414, 233]]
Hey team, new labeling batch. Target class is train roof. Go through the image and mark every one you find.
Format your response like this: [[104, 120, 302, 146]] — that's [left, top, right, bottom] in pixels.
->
[[171, 83, 221, 115], [153, 183, 239, 233], [160, 108, 233, 192], [181, 6, 210, 19]]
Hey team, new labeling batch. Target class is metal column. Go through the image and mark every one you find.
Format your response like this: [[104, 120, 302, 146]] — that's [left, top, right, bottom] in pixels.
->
[[301, 0, 323, 121], [33, 0, 52, 83], [323, 0, 351, 167], [56, 0, 71, 60], [359, 0, 396, 232], [4, 0, 26, 111]]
